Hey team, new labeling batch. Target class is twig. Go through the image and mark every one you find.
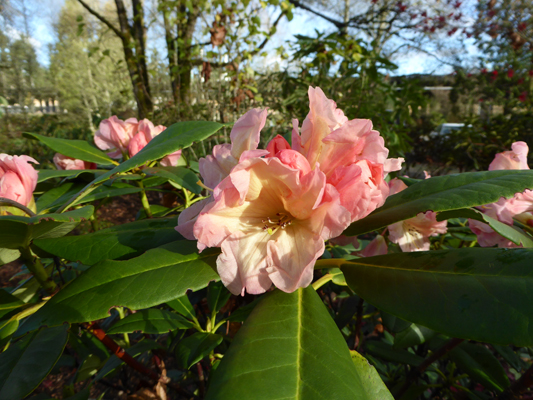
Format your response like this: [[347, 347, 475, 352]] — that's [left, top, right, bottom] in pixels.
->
[[394, 338, 464, 398], [85, 322, 160, 381], [353, 297, 364, 350], [0, 197, 36, 217], [498, 362, 533, 399], [77, 0, 124, 39], [197, 362, 205, 397]]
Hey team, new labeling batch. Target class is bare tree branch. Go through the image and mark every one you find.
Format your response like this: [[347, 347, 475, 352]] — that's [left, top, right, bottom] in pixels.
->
[[77, 0, 123, 39]]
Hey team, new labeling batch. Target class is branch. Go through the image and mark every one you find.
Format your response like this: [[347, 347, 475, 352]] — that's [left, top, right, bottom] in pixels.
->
[[0, 197, 35, 217], [77, 0, 124, 39], [394, 338, 464, 398], [287, 0, 344, 29], [250, 11, 286, 56]]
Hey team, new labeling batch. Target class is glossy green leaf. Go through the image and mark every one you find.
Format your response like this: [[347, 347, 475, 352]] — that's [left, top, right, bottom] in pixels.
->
[[176, 332, 223, 369], [0, 324, 69, 400], [75, 354, 101, 383], [449, 342, 509, 392], [37, 169, 105, 183], [206, 286, 393, 400], [341, 248, 533, 345], [107, 309, 194, 334], [207, 281, 232, 313], [0, 249, 20, 266], [0, 290, 24, 311], [437, 208, 533, 247], [381, 311, 412, 334], [365, 341, 423, 366], [394, 324, 437, 349], [144, 166, 201, 194], [350, 350, 394, 400], [60, 121, 223, 210], [0, 320, 19, 348], [36, 182, 83, 212], [34, 217, 182, 265], [0, 206, 94, 249], [95, 339, 162, 381], [24, 132, 114, 165], [167, 295, 196, 320], [345, 170, 533, 235], [20, 241, 219, 333]]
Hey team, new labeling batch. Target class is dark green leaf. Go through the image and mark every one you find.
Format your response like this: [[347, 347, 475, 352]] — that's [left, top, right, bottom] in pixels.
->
[[144, 166, 201, 194], [437, 208, 533, 247], [176, 332, 223, 369], [36, 182, 83, 213], [75, 354, 101, 383], [206, 287, 393, 400], [341, 248, 533, 345], [37, 169, 105, 183], [207, 281, 232, 313], [449, 342, 509, 392], [0, 290, 24, 311], [19, 242, 219, 333], [0, 206, 94, 249], [0, 249, 20, 266], [0, 324, 69, 400], [345, 170, 533, 235], [34, 217, 182, 265], [107, 309, 194, 334], [226, 297, 261, 323], [365, 341, 423, 366], [394, 324, 437, 349], [167, 295, 196, 320], [24, 132, 114, 166], [381, 311, 412, 334]]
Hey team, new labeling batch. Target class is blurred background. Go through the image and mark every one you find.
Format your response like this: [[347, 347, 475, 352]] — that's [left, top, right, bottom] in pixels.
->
[[0, 0, 531, 174]]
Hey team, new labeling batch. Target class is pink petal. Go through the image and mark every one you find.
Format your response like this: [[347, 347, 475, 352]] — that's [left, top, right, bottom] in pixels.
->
[[229, 108, 268, 159]]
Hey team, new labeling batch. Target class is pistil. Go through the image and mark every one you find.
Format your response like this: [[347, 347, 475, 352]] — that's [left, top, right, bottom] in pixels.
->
[[262, 212, 293, 235]]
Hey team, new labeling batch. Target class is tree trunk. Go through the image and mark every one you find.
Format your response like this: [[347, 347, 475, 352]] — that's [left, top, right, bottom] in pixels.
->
[[176, 2, 199, 107], [115, 0, 153, 119], [161, 2, 179, 105]]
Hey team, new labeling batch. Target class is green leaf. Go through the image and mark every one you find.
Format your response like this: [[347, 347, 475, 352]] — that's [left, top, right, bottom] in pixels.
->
[[350, 350, 394, 400], [144, 166, 201, 194], [381, 311, 412, 333], [207, 281, 232, 313], [394, 324, 437, 349], [345, 170, 533, 235], [60, 121, 223, 210], [107, 309, 194, 334], [24, 132, 115, 166], [34, 217, 182, 265], [0, 249, 19, 266], [36, 182, 83, 213], [365, 341, 424, 366], [95, 340, 162, 381], [20, 242, 219, 333], [167, 295, 196, 320], [448, 342, 509, 392], [176, 332, 223, 369], [205, 286, 393, 400], [0, 206, 94, 249], [0, 324, 69, 400], [437, 208, 533, 247], [75, 354, 101, 383], [0, 320, 19, 348], [0, 290, 24, 312], [341, 248, 533, 345], [37, 169, 105, 183]]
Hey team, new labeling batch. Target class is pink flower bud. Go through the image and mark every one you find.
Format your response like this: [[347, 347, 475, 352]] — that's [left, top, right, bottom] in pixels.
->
[[0, 154, 38, 207], [94, 116, 138, 158], [53, 153, 96, 170]]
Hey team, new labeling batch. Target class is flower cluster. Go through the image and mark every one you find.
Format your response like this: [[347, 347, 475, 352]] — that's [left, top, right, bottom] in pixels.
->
[[54, 116, 181, 170], [469, 141, 532, 247], [177, 87, 403, 295]]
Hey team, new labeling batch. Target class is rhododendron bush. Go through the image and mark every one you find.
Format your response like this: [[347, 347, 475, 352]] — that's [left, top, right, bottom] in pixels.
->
[[1, 88, 533, 399]]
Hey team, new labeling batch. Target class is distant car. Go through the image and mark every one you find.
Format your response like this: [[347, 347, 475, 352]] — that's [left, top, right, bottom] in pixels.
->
[[430, 123, 467, 137]]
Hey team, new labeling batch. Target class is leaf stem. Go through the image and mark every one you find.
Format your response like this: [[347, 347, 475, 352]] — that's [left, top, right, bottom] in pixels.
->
[[19, 247, 57, 295], [312, 273, 333, 290], [0, 197, 36, 217], [116, 307, 131, 348], [137, 180, 152, 218]]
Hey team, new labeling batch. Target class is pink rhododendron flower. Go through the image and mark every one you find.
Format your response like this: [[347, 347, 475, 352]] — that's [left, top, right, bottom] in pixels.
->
[[387, 178, 448, 252], [53, 153, 96, 170], [360, 235, 388, 257], [0, 154, 38, 208], [94, 116, 138, 158], [128, 119, 181, 167], [177, 87, 402, 295], [469, 141, 532, 247], [193, 152, 350, 295]]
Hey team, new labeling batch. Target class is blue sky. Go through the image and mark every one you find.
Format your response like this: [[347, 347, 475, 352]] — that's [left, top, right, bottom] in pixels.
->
[[17, 0, 475, 76]]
